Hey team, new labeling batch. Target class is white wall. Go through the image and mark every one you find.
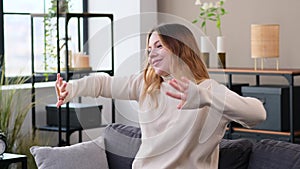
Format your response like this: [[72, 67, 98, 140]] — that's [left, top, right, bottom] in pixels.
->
[[158, 0, 300, 85], [87, 0, 157, 130]]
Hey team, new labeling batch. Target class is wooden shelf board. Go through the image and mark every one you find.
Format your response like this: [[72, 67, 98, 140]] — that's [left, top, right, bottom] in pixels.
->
[[231, 127, 300, 136], [208, 67, 300, 75]]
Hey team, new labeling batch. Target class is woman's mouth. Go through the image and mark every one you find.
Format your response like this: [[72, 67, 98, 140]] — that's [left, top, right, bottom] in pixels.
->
[[152, 59, 162, 66]]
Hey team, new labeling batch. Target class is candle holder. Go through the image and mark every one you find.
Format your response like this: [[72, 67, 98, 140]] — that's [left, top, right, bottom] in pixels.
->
[[200, 36, 210, 68]]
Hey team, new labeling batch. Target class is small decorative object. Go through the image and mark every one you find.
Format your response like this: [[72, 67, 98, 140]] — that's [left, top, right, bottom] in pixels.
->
[[251, 24, 280, 70], [193, 1, 213, 68], [193, 0, 228, 69], [0, 132, 7, 157], [59, 37, 75, 69], [58, 0, 70, 13], [217, 36, 226, 68], [201, 36, 210, 67], [73, 52, 91, 70]]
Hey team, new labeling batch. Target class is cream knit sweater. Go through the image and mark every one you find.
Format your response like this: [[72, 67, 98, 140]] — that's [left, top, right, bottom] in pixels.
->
[[63, 73, 266, 169]]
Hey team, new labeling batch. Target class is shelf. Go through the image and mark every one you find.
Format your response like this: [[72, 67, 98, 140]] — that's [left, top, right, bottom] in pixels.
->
[[209, 67, 300, 143], [208, 67, 300, 75], [36, 126, 82, 132], [31, 11, 115, 146], [232, 127, 300, 136], [36, 124, 108, 133]]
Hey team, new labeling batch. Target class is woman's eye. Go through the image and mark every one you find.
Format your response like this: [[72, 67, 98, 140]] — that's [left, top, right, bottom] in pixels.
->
[[157, 44, 163, 48]]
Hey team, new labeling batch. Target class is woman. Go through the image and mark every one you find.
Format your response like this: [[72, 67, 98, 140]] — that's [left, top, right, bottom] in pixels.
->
[[56, 23, 266, 169]]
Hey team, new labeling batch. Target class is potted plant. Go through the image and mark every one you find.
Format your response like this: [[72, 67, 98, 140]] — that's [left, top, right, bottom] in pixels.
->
[[212, 0, 228, 68], [193, 0, 228, 68], [193, 1, 214, 67], [0, 72, 40, 169]]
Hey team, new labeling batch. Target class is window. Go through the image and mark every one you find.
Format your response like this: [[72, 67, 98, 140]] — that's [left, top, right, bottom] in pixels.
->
[[1, 0, 83, 77]]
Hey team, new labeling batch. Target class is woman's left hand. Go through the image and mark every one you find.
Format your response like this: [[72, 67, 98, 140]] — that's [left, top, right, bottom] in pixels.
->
[[166, 77, 190, 109]]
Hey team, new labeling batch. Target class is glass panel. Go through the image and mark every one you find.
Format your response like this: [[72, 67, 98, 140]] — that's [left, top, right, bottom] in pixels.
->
[[4, 15, 32, 76], [3, 0, 83, 77], [3, 0, 44, 13]]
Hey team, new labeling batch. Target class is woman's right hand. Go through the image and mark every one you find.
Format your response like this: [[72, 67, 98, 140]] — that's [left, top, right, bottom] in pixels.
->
[[56, 73, 69, 107]]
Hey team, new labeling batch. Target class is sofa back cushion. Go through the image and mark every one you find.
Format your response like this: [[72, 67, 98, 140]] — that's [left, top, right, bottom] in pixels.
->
[[219, 138, 254, 169], [103, 123, 142, 169], [248, 139, 300, 169]]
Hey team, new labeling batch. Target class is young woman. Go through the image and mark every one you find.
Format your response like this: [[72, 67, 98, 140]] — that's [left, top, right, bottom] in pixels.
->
[[56, 23, 266, 169]]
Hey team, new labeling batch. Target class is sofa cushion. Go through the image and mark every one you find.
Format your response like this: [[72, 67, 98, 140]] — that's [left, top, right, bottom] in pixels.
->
[[219, 138, 254, 169], [103, 123, 142, 169], [248, 139, 300, 169], [30, 136, 109, 169]]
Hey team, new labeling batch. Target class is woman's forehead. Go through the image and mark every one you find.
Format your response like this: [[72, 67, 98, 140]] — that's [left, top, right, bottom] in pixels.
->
[[149, 32, 161, 46]]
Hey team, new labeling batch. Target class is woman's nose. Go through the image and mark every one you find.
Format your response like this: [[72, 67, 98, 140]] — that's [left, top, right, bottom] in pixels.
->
[[148, 49, 157, 58]]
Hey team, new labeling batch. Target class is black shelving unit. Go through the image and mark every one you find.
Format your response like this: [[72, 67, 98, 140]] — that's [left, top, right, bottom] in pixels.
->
[[209, 68, 300, 143], [31, 12, 115, 146]]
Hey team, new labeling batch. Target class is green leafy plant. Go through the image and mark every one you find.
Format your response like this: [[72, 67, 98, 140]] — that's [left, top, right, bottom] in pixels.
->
[[43, 0, 71, 71], [193, 0, 228, 36], [0, 73, 39, 169]]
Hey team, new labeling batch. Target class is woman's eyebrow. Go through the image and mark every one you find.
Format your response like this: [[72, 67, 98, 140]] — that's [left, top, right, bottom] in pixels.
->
[[154, 40, 160, 46], [148, 39, 162, 52]]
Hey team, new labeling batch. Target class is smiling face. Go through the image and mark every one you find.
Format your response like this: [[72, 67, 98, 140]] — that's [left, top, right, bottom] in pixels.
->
[[147, 32, 172, 77]]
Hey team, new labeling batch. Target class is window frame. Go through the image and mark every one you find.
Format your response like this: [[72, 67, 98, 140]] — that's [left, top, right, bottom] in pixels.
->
[[0, 0, 87, 83]]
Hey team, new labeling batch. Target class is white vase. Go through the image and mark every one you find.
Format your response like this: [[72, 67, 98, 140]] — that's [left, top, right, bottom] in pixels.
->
[[217, 36, 226, 68], [200, 36, 210, 68]]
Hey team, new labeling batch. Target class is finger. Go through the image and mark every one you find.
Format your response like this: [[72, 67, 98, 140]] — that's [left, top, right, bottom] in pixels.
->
[[59, 91, 68, 100], [168, 79, 181, 92], [169, 79, 189, 92], [59, 82, 67, 93], [166, 91, 187, 100], [56, 100, 64, 108], [177, 102, 182, 109], [177, 77, 189, 90], [177, 101, 185, 109], [57, 73, 62, 86], [180, 76, 190, 84], [166, 91, 181, 100]]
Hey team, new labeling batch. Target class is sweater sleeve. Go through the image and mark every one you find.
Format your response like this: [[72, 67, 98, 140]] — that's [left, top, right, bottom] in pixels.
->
[[182, 79, 266, 128], [63, 73, 143, 103]]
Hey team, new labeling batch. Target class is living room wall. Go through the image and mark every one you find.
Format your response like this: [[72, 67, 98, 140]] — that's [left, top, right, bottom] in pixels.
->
[[9, 0, 158, 146], [158, 0, 300, 85], [12, 0, 300, 146]]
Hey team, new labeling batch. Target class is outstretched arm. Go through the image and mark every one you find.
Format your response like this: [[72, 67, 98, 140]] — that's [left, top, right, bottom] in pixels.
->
[[55, 73, 143, 107], [166, 77, 266, 128]]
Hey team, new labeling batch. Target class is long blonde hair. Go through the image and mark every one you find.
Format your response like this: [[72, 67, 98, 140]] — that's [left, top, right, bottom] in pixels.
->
[[141, 23, 209, 102]]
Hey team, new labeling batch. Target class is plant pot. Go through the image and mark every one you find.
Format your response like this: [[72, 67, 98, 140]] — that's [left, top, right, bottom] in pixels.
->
[[51, 0, 69, 13], [217, 36, 226, 68], [200, 36, 210, 68]]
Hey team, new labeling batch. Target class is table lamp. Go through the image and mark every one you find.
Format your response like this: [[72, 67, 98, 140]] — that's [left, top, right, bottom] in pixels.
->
[[251, 24, 280, 70]]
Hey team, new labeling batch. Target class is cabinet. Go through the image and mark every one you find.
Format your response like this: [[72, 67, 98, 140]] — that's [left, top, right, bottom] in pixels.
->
[[31, 13, 115, 146], [208, 68, 300, 143]]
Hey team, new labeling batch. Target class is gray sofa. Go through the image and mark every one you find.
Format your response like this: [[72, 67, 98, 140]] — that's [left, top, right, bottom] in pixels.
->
[[104, 123, 300, 169], [30, 123, 300, 169]]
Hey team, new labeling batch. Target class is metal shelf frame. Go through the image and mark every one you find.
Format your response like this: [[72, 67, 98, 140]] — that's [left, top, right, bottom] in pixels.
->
[[209, 68, 300, 143], [31, 12, 115, 146]]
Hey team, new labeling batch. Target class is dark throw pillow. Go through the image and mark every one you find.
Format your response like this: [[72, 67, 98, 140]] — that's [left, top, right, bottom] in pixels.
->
[[248, 139, 300, 169], [219, 139, 254, 169], [103, 123, 142, 169]]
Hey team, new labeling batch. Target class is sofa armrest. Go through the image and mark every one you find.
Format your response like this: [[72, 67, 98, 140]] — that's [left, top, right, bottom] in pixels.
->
[[248, 139, 300, 169], [103, 123, 141, 169], [219, 138, 254, 169]]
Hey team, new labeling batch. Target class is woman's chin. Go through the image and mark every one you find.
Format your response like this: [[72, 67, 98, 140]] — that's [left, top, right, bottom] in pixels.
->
[[155, 69, 169, 77]]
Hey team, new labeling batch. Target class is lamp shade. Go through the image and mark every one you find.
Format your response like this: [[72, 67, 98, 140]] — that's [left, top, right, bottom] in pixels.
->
[[251, 24, 279, 58]]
